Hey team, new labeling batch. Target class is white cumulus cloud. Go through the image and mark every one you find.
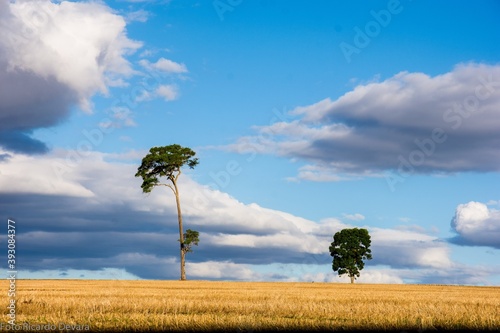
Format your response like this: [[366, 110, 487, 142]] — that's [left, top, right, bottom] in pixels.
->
[[156, 84, 179, 101], [139, 58, 188, 74], [0, 0, 141, 153], [342, 213, 365, 221], [451, 201, 500, 248]]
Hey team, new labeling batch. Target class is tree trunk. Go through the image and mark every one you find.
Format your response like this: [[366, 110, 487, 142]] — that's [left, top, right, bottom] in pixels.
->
[[172, 179, 186, 281], [350, 275, 355, 284]]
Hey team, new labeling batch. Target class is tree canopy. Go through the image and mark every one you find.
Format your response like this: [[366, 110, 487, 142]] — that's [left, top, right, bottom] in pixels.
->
[[329, 228, 372, 283], [135, 144, 198, 193]]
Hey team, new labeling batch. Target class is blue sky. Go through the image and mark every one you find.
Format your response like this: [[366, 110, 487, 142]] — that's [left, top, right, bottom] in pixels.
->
[[1, 0, 499, 284]]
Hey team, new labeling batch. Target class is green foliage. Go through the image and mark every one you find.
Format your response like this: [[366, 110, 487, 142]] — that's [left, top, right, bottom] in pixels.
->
[[329, 228, 372, 282], [135, 144, 199, 193], [182, 229, 200, 254]]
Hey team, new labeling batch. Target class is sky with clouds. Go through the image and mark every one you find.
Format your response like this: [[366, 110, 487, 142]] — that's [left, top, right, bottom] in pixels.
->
[[1, 0, 499, 284]]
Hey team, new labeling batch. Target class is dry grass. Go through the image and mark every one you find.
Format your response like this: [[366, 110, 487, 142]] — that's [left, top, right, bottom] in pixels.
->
[[1, 280, 499, 332]]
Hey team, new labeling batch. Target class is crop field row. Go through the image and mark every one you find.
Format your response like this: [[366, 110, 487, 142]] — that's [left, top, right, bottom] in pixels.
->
[[1, 280, 499, 332]]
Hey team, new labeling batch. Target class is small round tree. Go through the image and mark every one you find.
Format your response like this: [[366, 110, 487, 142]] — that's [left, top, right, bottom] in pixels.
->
[[329, 228, 372, 283]]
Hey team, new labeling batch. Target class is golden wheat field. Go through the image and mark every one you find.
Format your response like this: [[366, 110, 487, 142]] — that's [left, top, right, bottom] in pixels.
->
[[1, 280, 499, 332]]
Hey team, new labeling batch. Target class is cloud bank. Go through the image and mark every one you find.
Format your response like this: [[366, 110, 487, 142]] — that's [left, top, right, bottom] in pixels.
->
[[223, 63, 500, 182], [1, 149, 497, 284]]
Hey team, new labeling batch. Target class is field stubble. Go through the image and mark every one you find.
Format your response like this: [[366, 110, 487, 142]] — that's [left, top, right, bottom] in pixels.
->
[[1, 280, 499, 332]]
